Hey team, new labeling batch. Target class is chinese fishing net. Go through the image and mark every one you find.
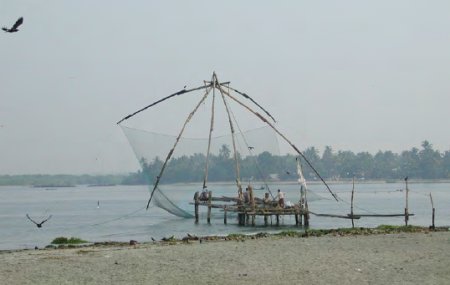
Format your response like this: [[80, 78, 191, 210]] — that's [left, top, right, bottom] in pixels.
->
[[119, 84, 327, 218]]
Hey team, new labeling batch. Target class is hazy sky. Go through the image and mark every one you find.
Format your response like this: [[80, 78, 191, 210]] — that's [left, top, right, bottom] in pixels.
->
[[1, 1, 449, 175]]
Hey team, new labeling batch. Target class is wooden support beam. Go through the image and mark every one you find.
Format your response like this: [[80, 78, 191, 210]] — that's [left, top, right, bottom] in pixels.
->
[[224, 206, 227, 225], [351, 177, 355, 228], [194, 192, 199, 224], [207, 191, 212, 224], [430, 193, 435, 229]]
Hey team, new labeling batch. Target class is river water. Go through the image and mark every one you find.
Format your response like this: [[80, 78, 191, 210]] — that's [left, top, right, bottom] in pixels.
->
[[0, 182, 449, 250]]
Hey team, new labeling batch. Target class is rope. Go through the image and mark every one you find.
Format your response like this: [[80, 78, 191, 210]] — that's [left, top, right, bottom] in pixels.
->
[[227, 101, 275, 200]]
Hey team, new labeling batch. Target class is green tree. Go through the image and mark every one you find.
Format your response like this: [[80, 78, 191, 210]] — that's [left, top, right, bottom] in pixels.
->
[[418, 141, 442, 179]]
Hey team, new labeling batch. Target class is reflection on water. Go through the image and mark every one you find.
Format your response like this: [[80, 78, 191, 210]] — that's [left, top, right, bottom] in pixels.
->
[[0, 182, 449, 250]]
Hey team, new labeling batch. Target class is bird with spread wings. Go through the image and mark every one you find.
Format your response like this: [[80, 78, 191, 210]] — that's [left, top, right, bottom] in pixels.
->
[[26, 214, 52, 228], [2, 17, 23, 33]]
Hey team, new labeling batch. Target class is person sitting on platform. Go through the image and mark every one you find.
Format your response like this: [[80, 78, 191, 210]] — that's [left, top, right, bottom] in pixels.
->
[[243, 187, 250, 204], [200, 188, 209, 201], [277, 189, 285, 208], [263, 192, 271, 205]]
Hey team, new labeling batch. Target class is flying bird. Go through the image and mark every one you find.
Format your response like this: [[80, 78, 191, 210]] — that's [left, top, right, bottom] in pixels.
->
[[2, 17, 23, 33], [26, 214, 52, 228]]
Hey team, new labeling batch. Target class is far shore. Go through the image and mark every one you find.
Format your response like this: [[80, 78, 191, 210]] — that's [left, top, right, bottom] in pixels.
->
[[1, 178, 450, 188]]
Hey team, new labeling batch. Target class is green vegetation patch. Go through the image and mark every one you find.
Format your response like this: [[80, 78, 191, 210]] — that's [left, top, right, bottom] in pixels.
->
[[227, 233, 246, 240], [51, 236, 88, 245], [276, 230, 302, 237]]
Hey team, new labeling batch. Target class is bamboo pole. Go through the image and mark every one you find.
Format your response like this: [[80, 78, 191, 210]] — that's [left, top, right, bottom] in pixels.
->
[[194, 192, 199, 224], [207, 191, 212, 224], [117, 84, 211, 124], [224, 206, 228, 225], [203, 78, 216, 190], [430, 192, 435, 229], [215, 73, 243, 195], [249, 185, 255, 210], [305, 201, 310, 226], [405, 177, 409, 226], [220, 84, 277, 123], [351, 177, 355, 228], [146, 87, 212, 209]]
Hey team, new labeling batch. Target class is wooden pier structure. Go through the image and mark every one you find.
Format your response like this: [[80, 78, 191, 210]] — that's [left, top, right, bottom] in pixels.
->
[[192, 185, 310, 226], [192, 177, 418, 227]]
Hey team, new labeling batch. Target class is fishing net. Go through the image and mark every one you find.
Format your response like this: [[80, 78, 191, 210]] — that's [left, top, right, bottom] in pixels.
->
[[119, 84, 328, 217]]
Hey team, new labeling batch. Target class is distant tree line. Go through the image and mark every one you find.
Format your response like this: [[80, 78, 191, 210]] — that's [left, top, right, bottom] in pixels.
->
[[0, 174, 127, 187], [125, 140, 450, 184], [1, 141, 448, 186]]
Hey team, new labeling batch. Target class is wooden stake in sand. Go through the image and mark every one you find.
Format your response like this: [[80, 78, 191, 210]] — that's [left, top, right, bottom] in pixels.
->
[[351, 177, 355, 228], [405, 177, 409, 226], [429, 192, 435, 229]]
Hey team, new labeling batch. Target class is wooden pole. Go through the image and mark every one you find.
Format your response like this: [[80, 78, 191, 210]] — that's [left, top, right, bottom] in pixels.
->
[[194, 192, 199, 224], [202, 77, 216, 190], [351, 177, 355, 228], [405, 177, 409, 226], [207, 191, 212, 224], [430, 192, 435, 229], [215, 74, 243, 195], [305, 201, 310, 226], [224, 206, 227, 225]]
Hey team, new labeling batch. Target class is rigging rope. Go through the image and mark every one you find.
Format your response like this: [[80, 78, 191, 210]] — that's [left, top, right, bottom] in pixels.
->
[[217, 83, 339, 202], [221, 83, 277, 123]]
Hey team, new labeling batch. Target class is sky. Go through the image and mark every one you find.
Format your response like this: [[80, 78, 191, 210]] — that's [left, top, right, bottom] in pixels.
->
[[1, 1, 449, 175]]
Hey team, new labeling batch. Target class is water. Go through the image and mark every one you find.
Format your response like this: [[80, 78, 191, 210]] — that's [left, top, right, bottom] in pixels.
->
[[0, 182, 449, 250]]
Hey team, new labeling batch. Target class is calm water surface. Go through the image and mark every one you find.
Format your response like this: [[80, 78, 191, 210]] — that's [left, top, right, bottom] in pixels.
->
[[0, 182, 449, 250]]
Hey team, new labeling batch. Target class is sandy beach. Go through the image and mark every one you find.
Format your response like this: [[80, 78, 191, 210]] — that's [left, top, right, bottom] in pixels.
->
[[1, 230, 449, 285]]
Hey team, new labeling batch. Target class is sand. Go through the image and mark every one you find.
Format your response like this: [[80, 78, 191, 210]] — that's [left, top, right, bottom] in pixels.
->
[[1, 231, 449, 285]]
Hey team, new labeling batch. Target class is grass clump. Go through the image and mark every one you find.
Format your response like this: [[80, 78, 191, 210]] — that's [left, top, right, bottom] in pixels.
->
[[51, 236, 88, 245], [276, 230, 301, 237], [227, 233, 245, 239], [376, 225, 423, 233]]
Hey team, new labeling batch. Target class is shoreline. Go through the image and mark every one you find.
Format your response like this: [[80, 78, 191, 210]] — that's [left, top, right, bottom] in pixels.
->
[[1, 227, 449, 284], [1, 225, 448, 253]]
